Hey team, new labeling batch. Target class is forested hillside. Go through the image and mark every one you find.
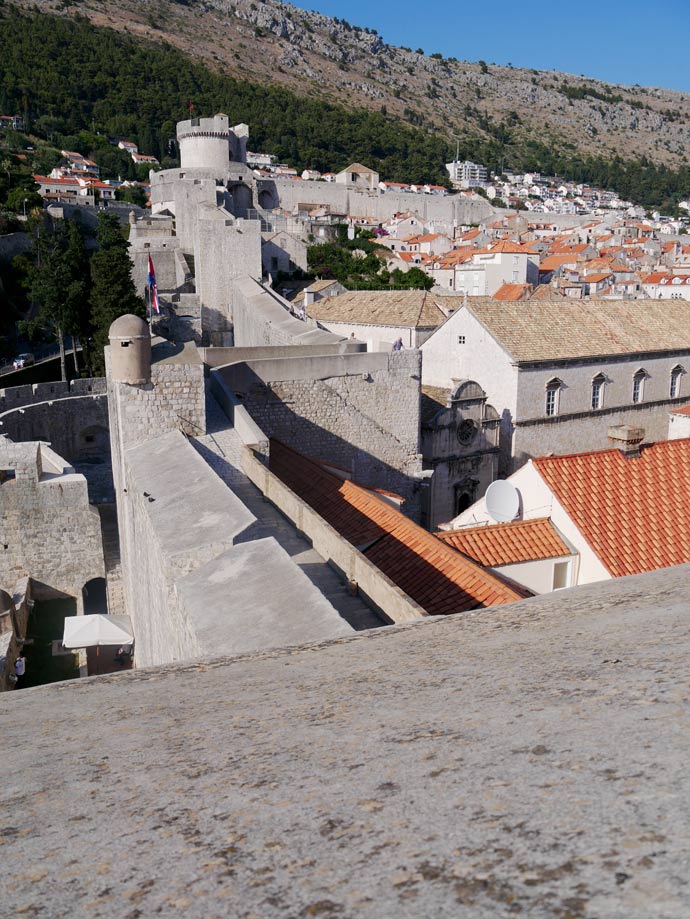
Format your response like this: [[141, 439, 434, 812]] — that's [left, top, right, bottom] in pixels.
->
[[0, 4, 690, 207]]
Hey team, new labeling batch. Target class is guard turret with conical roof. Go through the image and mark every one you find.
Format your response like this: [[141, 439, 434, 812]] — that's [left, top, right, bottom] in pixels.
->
[[108, 314, 151, 384]]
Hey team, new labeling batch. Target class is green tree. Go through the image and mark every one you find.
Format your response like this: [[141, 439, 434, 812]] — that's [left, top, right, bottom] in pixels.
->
[[89, 212, 145, 373], [115, 184, 148, 207], [5, 187, 42, 214], [24, 218, 90, 380]]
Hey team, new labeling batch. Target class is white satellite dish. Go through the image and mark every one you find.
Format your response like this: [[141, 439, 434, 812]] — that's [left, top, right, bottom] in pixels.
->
[[485, 480, 520, 523]]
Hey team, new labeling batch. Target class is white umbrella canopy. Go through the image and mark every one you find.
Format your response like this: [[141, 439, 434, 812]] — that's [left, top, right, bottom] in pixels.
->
[[63, 615, 134, 649]]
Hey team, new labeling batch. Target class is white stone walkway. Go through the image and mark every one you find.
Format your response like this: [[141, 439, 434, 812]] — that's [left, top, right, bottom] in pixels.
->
[[191, 390, 385, 631]]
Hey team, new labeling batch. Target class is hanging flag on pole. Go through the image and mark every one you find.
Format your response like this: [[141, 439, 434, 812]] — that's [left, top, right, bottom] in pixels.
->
[[147, 254, 160, 314]]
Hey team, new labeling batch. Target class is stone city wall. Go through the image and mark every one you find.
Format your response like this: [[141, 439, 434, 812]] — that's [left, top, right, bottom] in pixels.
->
[[217, 350, 424, 514], [231, 277, 350, 348], [0, 378, 106, 413], [196, 213, 263, 345], [272, 178, 498, 224], [0, 380, 112, 502], [0, 232, 31, 264], [0, 395, 109, 461], [242, 446, 426, 625], [0, 440, 104, 602], [201, 341, 365, 368], [106, 348, 206, 459]]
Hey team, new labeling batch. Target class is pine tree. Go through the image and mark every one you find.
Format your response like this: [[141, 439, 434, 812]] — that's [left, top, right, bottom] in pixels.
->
[[89, 213, 145, 373], [25, 217, 90, 381]]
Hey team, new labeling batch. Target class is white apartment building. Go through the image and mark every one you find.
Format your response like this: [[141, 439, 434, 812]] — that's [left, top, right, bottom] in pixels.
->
[[445, 160, 488, 188]]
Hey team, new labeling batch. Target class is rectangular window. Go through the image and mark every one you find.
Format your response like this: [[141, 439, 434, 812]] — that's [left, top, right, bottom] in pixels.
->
[[457, 335, 466, 345], [592, 379, 603, 410], [553, 560, 571, 590], [671, 370, 682, 398], [545, 388, 557, 417]]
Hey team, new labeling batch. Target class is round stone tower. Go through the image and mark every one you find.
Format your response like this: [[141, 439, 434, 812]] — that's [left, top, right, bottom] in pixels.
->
[[177, 113, 231, 172], [108, 314, 151, 385]]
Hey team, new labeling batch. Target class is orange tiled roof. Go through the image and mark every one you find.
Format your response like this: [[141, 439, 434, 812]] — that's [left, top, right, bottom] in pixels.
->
[[539, 254, 578, 272], [437, 518, 571, 567], [269, 440, 529, 614], [493, 283, 531, 301], [533, 439, 690, 577], [486, 241, 528, 254]]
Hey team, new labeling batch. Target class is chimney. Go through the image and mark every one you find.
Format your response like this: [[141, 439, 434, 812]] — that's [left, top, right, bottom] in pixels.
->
[[608, 424, 645, 457]]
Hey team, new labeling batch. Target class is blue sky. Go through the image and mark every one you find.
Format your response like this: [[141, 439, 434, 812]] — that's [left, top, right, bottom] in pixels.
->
[[295, 0, 690, 93]]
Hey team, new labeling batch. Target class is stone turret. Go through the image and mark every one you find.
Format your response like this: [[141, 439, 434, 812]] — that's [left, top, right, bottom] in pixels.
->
[[177, 113, 232, 171], [108, 314, 151, 385]]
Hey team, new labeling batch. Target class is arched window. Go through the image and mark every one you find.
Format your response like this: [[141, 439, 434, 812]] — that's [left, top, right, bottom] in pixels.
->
[[545, 378, 562, 417], [670, 365, 685, 399], [591, 373, 606, 410], [632, 369, 647, 404]]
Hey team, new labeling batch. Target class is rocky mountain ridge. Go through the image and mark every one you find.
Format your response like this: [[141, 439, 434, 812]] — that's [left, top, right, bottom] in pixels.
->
[[9, 0, 690, 169]]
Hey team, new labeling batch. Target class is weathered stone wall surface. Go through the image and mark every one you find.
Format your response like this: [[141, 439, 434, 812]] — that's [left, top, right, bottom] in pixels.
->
[[222, 350, 424, 513], [6, 564, 690, 918], [512, 400, 674, 471], [0, 440, 104, 601], [111, 427, 351, 667], [196, 213, 262, 344], [0, 381, 112, 501], [232, 277, 350, 348], [0, 378, 105, 413], [0, 395, 109, 459], [515, 354, 690, 422], [106, 343, 206, 458], [272, 177, 498, 223]]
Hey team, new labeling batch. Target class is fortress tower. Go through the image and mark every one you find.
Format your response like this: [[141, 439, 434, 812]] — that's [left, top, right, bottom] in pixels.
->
[[176, 113, 248, 171]]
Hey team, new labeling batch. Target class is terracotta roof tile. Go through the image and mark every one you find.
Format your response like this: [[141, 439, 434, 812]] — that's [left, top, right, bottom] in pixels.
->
[[269, 440, 529, 615], [437, 518, 571, 567], [533, 439, 690, 577], [307, 290, 460, 328], [493, 283, 531, 301]]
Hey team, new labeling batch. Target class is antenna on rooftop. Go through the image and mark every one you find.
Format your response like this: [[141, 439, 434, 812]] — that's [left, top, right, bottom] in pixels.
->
[[485, 480, 520, 523]]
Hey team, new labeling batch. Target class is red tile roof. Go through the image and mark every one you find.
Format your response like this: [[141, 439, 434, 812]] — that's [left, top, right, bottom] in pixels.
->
[[533, 439, 690, 577], [539, 254, 578, 272], [493, 283, 531, 301], [269, 440, 529, 614], [437, 518, 572, 567]]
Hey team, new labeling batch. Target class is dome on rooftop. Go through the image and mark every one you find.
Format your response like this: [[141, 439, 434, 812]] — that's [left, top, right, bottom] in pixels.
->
[[109, 314, 149, 340]]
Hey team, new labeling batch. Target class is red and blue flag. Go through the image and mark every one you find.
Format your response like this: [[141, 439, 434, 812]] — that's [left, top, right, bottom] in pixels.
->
[[147, 254, 160, 314]]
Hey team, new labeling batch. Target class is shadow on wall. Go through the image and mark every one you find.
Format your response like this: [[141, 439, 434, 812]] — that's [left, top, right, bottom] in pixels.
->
[[266, 441, 508, 617], [82, 577, 107, 615], [191, 437, 383, 630], [500, 407, 515, 477], [231, 365, 425, 521]]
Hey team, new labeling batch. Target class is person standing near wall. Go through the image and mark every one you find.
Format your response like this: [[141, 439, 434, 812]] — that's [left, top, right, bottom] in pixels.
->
[[14, 653, 26, 688]]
